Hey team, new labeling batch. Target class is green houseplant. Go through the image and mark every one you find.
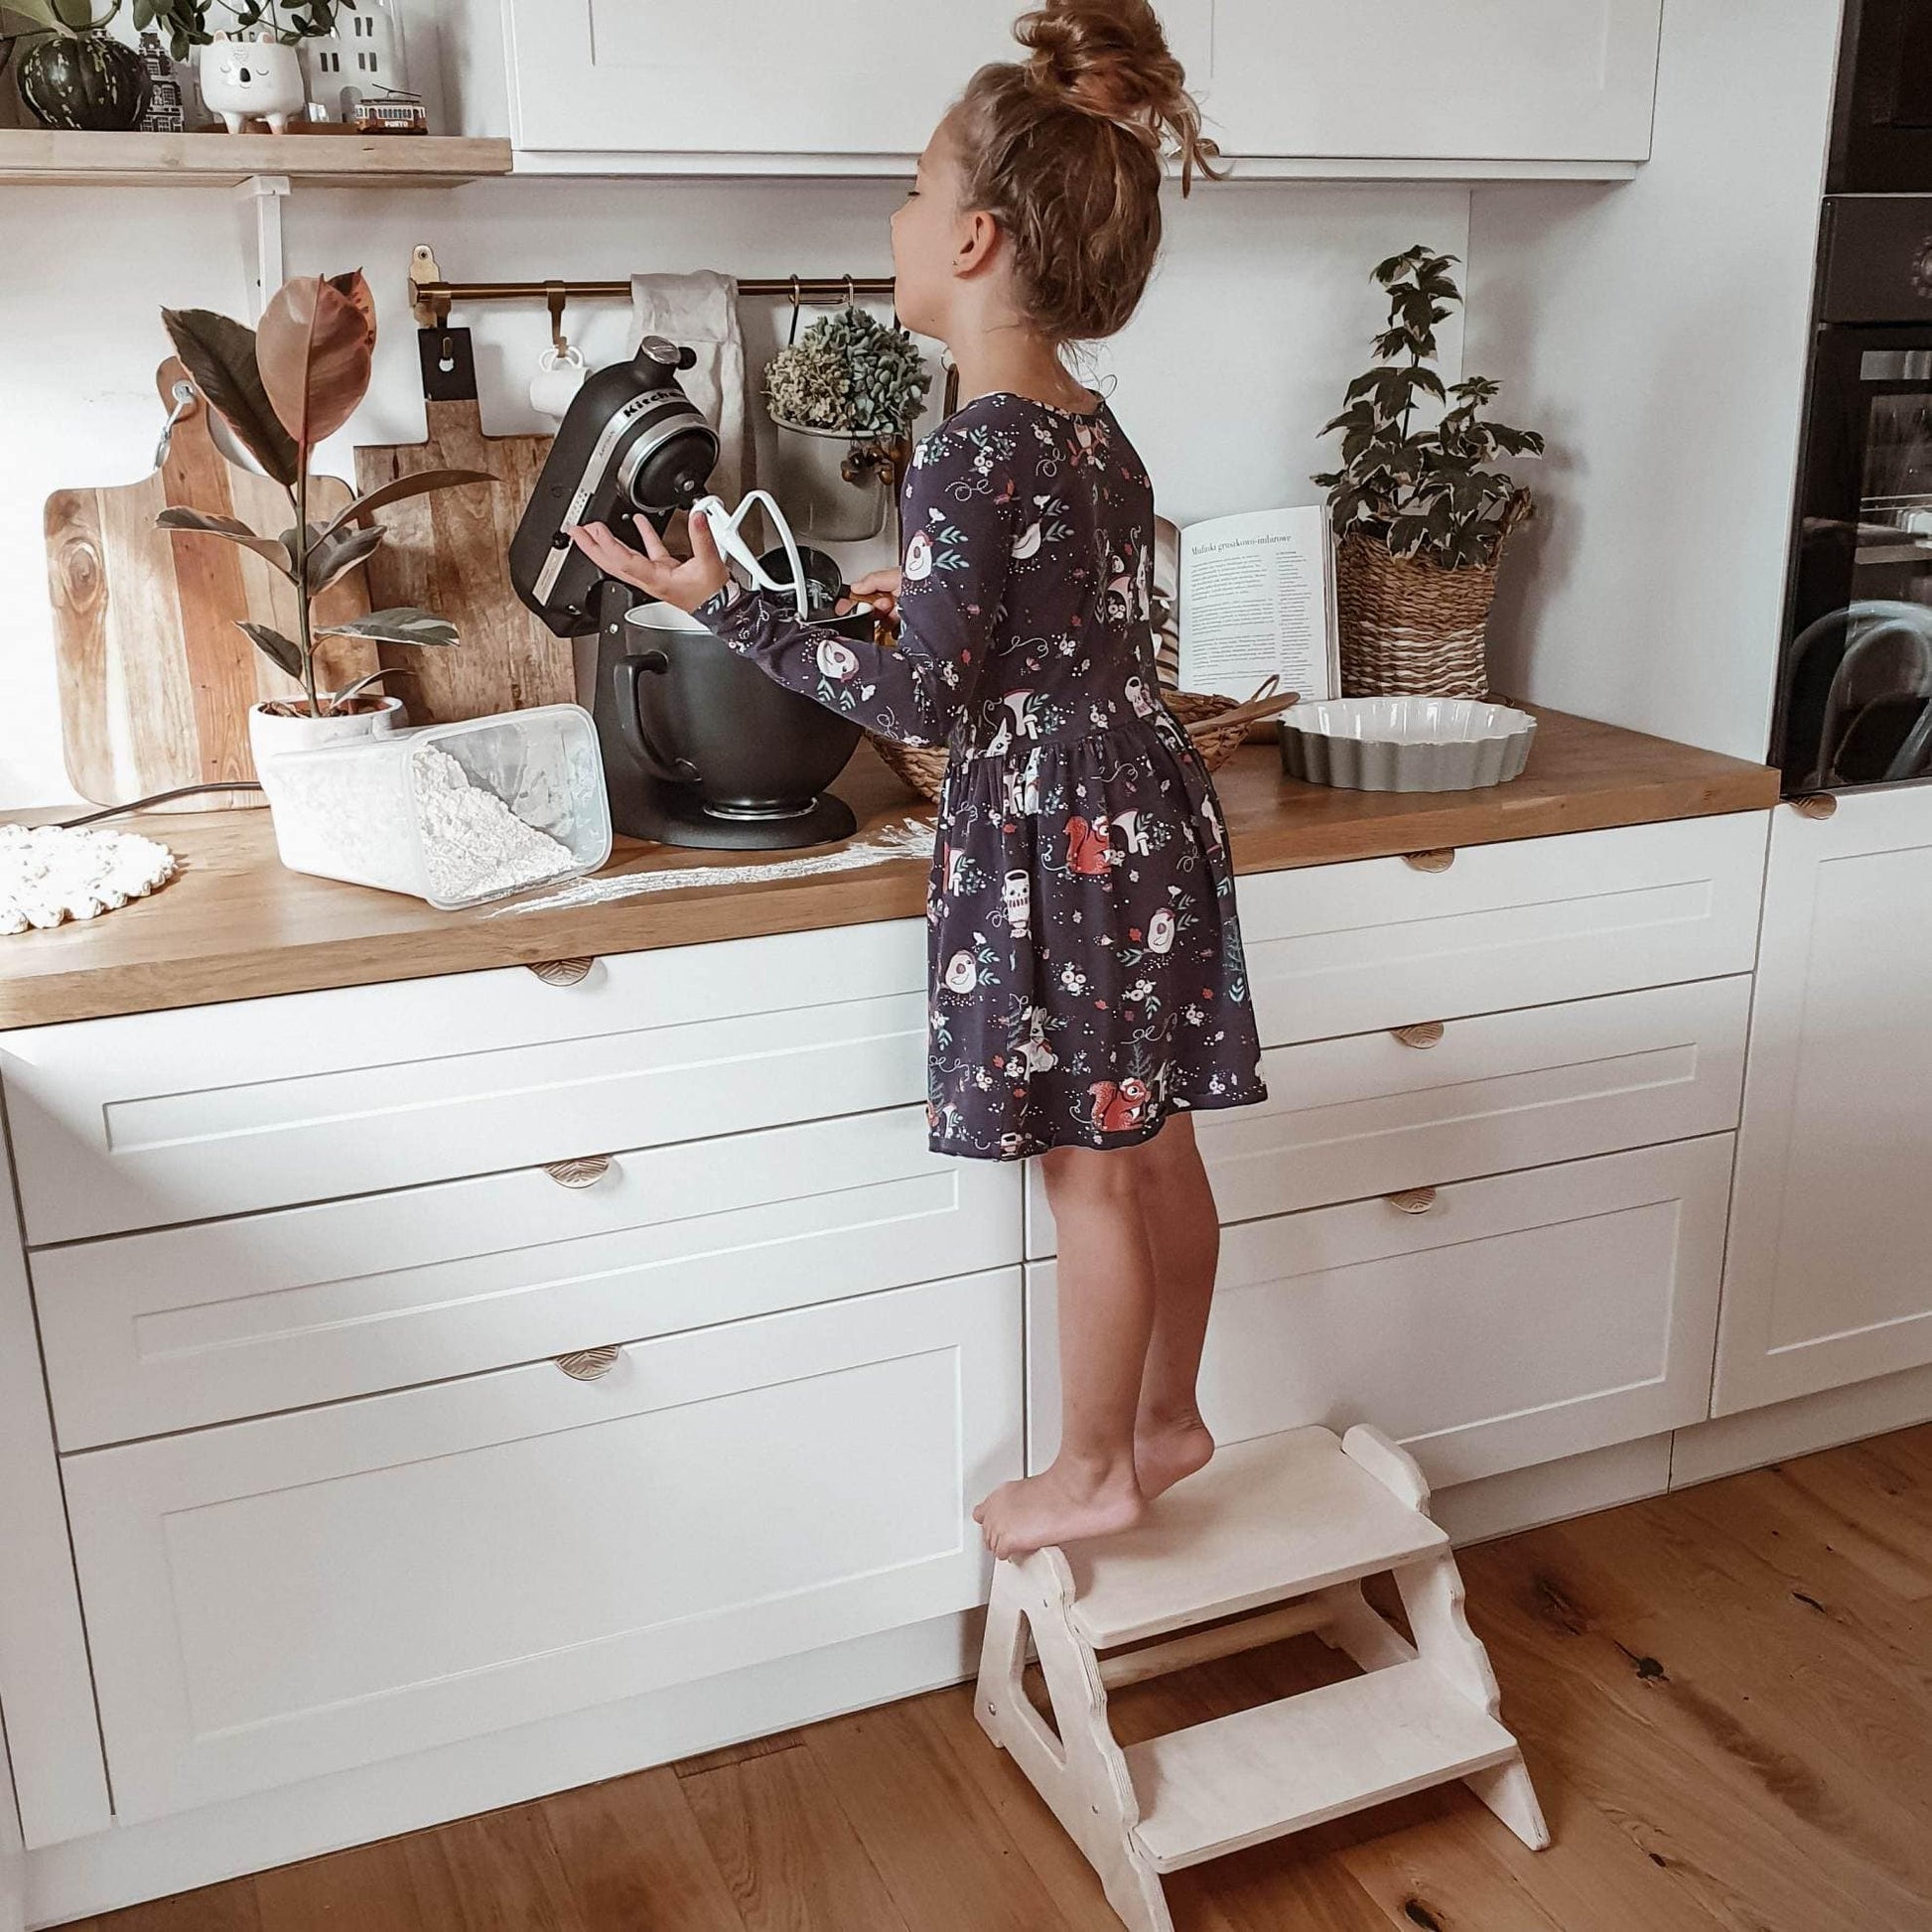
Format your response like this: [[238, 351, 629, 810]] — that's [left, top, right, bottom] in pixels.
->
[[1313, 245, 1545, 698], [765, 306, 931, 542], [158, 269, 487, 759], [6, 0, 162, 126]]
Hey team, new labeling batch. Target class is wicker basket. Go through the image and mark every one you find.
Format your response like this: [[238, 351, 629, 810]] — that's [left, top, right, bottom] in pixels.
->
[[867, 679, 1297, 805], [1334, 494, 1531, 699]]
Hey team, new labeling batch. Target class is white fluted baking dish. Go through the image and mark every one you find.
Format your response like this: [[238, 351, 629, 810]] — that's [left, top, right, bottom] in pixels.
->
[[1280, 697, 1537, 792]]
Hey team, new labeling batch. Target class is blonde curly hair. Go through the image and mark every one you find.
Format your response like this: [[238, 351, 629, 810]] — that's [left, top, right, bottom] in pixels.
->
[[953, 0, 1223, 345]]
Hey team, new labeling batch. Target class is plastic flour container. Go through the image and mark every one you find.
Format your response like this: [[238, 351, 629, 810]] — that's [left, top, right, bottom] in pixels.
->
[[257, 705, 612, 909]]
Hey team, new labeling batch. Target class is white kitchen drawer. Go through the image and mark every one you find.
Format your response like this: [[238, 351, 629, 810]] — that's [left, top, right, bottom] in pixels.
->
[[1235, 812, 1767, 1049], [63, 1267, 1021, 1823], [1028, 1138, 1731, 1486], [1026, 977, 1750, 1255], [0, 918, 926, 1245], [36, 1105, 1020, 1450]]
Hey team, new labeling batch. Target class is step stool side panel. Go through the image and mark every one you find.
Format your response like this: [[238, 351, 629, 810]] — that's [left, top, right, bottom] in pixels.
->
[[980, 1552, 1176, 1932], [1341, 1423, 1433, 1514]]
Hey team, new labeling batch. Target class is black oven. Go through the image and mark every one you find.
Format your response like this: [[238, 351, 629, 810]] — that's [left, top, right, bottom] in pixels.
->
[[1832, 0, 1932, 192], [1775, 196, 1932, 791]]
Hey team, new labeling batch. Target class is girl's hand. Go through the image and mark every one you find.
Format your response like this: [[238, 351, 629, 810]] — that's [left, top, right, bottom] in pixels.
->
[[568, 512, 730, 615], [839, 567, 903, 621]]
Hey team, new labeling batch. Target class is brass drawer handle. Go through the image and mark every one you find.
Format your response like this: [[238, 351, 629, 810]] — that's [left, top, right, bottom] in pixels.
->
[[1386, 1186, 1440, 1214], [1391, 1022, 1446, 1049], [557, 1344, 621, 1382], [1403, 850, 1455, 874], [528, 957, 595, 987], [1791, 794, 1838, 822], [544, 1155, 613, 1189]]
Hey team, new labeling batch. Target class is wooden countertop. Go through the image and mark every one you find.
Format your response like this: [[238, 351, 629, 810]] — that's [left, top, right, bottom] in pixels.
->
[[0, 709, 1778, 1031]]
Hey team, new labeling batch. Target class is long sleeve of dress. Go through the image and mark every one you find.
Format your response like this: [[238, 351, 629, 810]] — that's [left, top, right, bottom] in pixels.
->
[[694, 399, 1023, 748]]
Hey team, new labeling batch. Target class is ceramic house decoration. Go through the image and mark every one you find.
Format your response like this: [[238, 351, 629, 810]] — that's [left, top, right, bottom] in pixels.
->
[[301, 0, 404, 121]]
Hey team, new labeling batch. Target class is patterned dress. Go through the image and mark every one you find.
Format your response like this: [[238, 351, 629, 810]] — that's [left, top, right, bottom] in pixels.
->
[[697, 391, 1267, 1161]]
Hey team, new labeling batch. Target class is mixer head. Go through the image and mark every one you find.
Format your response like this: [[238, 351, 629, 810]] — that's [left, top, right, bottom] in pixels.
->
[[509, 335, 724, 636]]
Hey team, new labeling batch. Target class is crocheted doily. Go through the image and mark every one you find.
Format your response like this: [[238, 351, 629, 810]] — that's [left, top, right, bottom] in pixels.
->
[[0, 823, 178, 934]]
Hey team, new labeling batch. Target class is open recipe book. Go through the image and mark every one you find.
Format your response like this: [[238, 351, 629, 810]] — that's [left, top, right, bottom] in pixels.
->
[[1162, 506, 1339, 706]]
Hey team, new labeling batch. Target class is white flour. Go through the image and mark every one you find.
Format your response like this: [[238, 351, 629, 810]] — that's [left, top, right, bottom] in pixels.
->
[[410, 743, 576, 903], [262, 739, 577, 905], [0, 823, 177, 934]]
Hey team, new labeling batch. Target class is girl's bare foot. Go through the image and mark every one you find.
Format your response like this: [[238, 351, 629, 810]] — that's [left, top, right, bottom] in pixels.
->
[[973, 1456, 1145, 1560], [1135, 1412, 1215, 1499]]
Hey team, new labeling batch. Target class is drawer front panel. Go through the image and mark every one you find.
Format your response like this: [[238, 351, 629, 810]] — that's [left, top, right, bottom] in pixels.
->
[[38, 1106, 1020, 1450], [2, 919, 926, 1244], [1235, 812, 1767, 1048], [64, 1269, 1022, 1823], [1027, 1139, 1731, 1485], [1026, 978, 1750, 1255]]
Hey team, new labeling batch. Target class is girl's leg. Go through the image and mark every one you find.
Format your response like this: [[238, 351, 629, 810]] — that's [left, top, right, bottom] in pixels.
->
[[973, 1143, 1154, 1560], [1131, 1112, 1220, 1498]]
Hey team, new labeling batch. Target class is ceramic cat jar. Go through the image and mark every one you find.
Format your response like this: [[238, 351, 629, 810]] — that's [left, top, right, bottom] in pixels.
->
[[199, 33, 306, 134]]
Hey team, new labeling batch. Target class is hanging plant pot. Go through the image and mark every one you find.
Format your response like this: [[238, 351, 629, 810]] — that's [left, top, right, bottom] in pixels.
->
[[1334, 494, 1531, 699], [17, 31, 150, 131], [768, 418, 891, 544]]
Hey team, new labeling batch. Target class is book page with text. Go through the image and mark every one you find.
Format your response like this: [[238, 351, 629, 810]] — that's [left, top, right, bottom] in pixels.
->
[[1177, 507, 1334, 704]]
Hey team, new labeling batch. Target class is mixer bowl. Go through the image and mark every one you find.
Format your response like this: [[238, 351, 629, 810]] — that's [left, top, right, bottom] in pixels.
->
[[610, 601, 867, 848]]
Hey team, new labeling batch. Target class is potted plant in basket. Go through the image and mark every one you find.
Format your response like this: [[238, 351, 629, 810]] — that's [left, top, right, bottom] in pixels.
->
[[157, 268, 488, 766], [764, 306, 931, 542], [1314, 245, 1545, 698]]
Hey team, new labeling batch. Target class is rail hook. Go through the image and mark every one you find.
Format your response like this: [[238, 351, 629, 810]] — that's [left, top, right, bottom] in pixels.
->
[[545, 280, 570, 356]]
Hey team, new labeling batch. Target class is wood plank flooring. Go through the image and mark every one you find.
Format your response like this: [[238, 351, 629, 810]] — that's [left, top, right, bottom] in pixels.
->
[[69, 1425, 1932, 1932]]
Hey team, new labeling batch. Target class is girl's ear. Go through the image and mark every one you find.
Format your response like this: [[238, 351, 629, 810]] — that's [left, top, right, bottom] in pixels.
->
[[953, 207, 1004, 279]]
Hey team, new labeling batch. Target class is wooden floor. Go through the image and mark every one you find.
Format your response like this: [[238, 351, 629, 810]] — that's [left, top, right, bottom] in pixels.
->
[[71, 1424, 1932, 1932]]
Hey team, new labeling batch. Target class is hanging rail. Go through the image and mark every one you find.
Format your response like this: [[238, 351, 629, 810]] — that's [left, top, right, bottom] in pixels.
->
[[408, 243, 896, 329]]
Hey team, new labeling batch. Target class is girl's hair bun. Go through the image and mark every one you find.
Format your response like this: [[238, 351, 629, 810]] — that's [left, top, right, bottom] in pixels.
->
[[1016, 0, 1222, 193]]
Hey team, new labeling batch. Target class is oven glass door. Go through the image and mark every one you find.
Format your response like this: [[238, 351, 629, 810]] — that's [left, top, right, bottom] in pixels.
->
[[1777, 326, 1932, 791]]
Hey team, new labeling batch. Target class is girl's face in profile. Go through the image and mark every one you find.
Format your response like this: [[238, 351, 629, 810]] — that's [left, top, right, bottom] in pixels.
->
[[893, 112, 973, 343]]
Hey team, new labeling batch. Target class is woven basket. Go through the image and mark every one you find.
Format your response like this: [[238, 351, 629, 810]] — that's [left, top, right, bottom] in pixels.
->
[[867, 679, 1297, 805], [1335, 494, 1531, 699]]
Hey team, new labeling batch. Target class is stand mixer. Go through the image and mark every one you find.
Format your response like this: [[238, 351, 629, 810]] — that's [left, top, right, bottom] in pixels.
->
[[509, 336, 873, 850]]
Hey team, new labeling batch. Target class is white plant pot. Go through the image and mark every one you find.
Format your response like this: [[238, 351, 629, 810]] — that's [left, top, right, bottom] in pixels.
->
[[199, 34, 306, 134], [248, 695, 403, 779], [769, 419, 890, 544]]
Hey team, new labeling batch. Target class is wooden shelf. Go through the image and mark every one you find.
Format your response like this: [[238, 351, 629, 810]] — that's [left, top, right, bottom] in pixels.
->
[[0, 129, 512, 188]]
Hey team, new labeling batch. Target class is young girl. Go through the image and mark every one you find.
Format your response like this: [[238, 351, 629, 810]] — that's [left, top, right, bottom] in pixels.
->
[[570, 0, 1267, 1560]]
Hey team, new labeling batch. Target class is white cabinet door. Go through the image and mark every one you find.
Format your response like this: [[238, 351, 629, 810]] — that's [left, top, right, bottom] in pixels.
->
[[1716, 790, 1932, 1414], [1029, 1138, 1732, 1486], [502, 1, 1212, 162], [65, 1269, 1022, 1822], [1204, 1, 1663, 163], [1027, 976, 1751, 1254]]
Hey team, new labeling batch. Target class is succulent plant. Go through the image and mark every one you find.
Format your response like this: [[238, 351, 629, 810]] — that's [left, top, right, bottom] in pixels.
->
[[765, 307, 929, 440]]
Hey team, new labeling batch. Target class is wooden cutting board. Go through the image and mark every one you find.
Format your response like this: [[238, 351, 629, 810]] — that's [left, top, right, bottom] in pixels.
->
[[353, 328, 574, 724], [45, 360, 375, 812]]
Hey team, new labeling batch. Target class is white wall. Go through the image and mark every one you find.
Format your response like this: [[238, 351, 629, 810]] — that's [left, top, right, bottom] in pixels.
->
[[1464, 0, 1843, 762], [0, 169, 1465, 809]]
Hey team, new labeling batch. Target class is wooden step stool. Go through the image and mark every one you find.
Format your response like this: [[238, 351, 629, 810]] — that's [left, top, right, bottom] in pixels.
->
[[973, 1425, 1548, 1932]]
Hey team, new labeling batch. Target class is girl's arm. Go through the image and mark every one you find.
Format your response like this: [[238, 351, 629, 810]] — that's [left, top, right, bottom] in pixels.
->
[[570, 407, 1021, 748]]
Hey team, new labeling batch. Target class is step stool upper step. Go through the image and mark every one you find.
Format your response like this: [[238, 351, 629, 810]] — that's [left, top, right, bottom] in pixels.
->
[[1060, 1428, 1449, 1648], [1126, 1657, 1518, 1872]]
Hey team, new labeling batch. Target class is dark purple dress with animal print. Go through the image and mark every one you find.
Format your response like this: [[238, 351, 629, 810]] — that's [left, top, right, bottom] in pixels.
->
[[697, 390, 1267, 1161]]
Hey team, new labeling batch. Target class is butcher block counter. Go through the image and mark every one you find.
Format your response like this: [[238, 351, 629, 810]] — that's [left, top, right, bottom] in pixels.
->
[[0, 708, 1777, 1028]]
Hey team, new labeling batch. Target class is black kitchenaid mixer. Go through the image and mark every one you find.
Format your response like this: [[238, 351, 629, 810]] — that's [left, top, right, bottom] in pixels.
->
[[509, 335, 873, 849]]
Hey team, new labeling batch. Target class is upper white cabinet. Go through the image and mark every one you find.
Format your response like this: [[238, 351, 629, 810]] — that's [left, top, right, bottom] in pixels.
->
[[1206, 1, 1664, 165], [498, 0, 1657, 174], [1716, 789, 1932, 1415]]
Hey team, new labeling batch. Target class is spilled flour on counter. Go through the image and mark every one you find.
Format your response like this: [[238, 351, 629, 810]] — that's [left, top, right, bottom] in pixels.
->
[[0, 823, 177, 933], [411, 743, 576, 903], [486, 815, 937, 915]]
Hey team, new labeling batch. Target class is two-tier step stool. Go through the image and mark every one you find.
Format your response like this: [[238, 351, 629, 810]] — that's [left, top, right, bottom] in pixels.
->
[[974, 1424, 1549, 1932]]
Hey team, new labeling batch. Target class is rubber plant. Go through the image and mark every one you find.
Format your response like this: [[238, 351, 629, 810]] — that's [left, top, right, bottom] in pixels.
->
[[157, 270, 489, 719]]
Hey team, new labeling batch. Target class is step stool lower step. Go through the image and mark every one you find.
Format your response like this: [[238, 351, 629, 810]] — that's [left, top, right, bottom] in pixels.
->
[[1126, 1659, 1519, 1872]]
